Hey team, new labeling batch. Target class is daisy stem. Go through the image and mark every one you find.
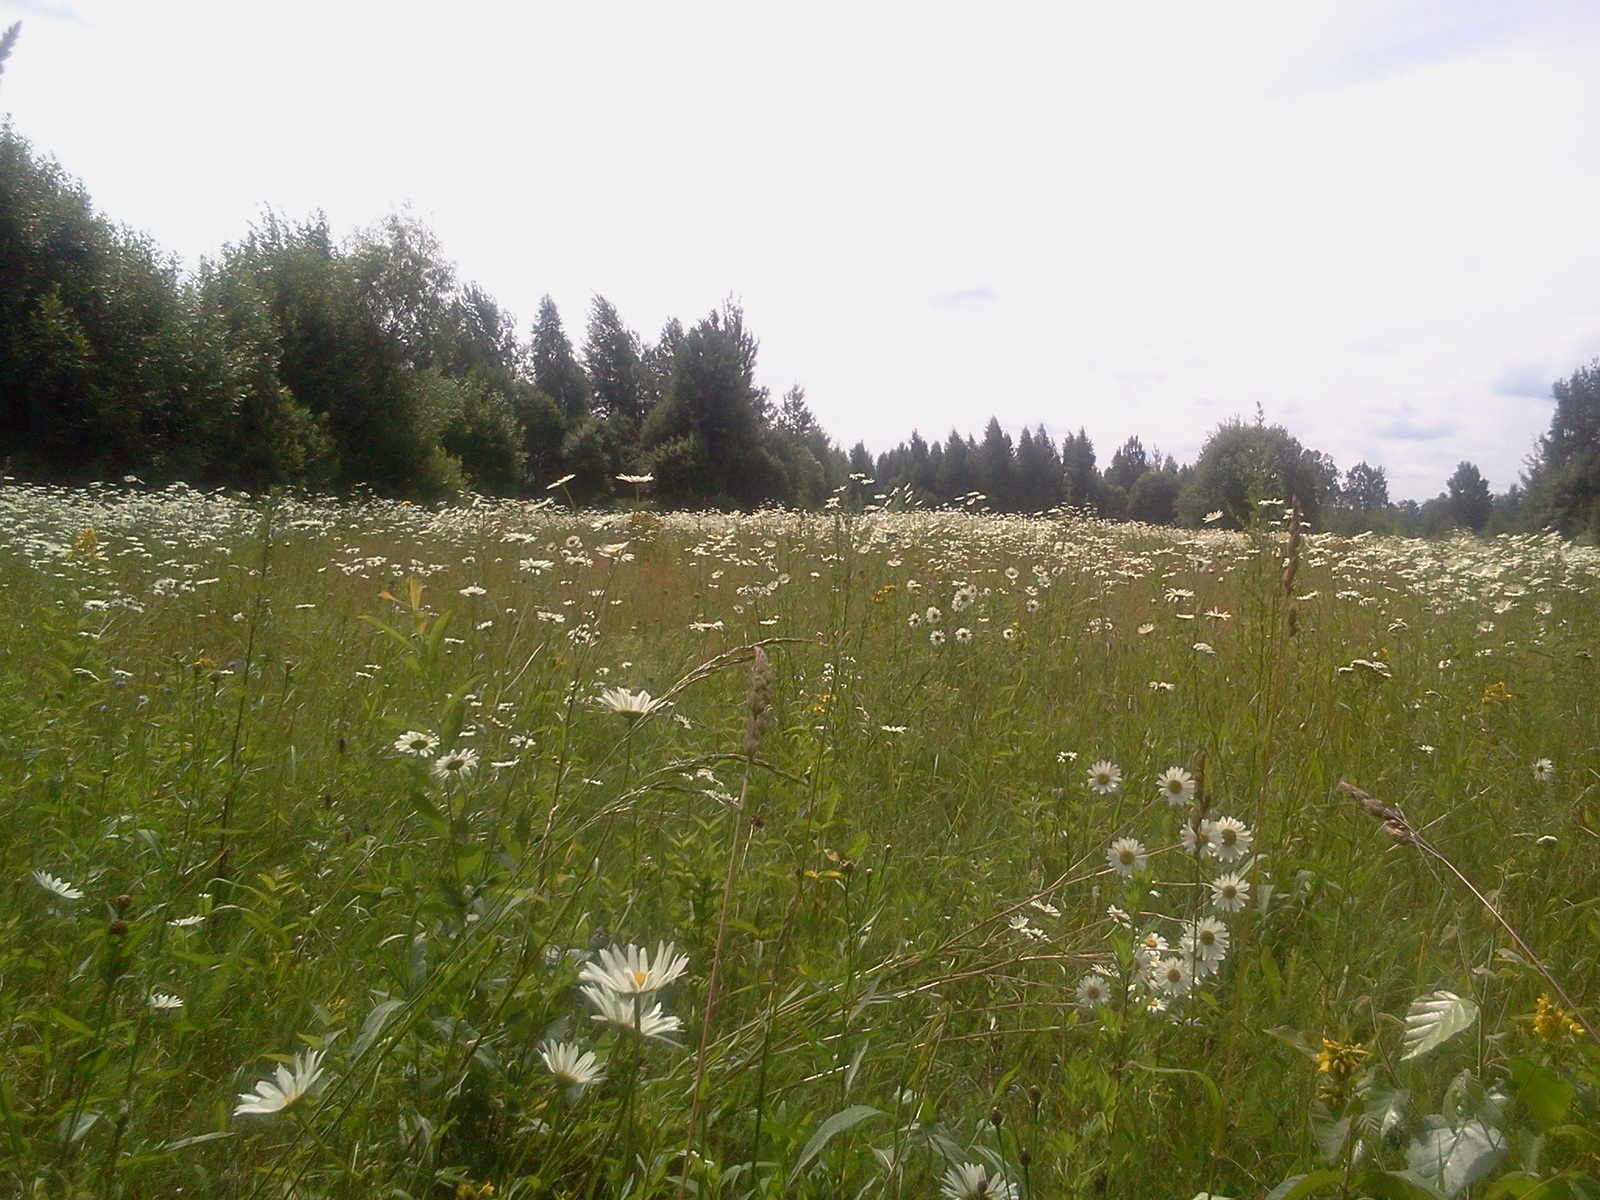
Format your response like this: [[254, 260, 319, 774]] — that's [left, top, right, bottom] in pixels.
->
[[678, 753, 753, 1200]]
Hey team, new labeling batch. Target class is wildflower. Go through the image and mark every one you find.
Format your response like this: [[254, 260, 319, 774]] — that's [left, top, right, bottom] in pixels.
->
[[1056, 750, 1078, 763], [149, 992, 184, 1010], [1029, 899, 1060, 917], [1193, 642, 1216, 655], [1530, 993, 1585, 1042], [393, 730, 439, 757], [33, 871, 84, 900], [1532, 758, 1555, 782], [1156, 767, 1195, 807], [168, 914, 205, 928], [1086, 760, 1122, 795], [929, 629, 946, 646], [583, 987, 684, 1040], [1209, 872, 1251, 913], [907, 612, 922, 628], [1150, 956, 1193, 997], [1076, 973, 1111, 1007], [430, 748, 479, 782], [1105, 904, 1132, 927], [234, 1048, 325, 1116], [539, 1040, 605, 1091], [459, 585, 487, 597], [951, 585, 978, 613], [546, 474, 577, 490], [954, 627, 973, 645], [1204, 510, 1223, 523], [595, 687, 666, 722], [1183, 916, 1230, 965], [1025, 598, 1041, 613], [1137, 623, 1156, 635], [1181, 820, 1216, 857], [1209, 816, 1253, 863], [941, 1162, 1017, 1200], [1314, 1037, 1368, 1081], [926, 605, 942, 626], [1107, 837, 1148, 877], [616, 473, 654, 485], [580, 942, 690, 996]]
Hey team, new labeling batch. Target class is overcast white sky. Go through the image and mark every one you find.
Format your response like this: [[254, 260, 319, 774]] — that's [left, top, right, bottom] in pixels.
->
[[5, 0, 1600, 500]]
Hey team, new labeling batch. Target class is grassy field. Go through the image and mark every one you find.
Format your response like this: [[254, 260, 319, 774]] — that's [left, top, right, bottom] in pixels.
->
[[2, 481, 1597, 1200]]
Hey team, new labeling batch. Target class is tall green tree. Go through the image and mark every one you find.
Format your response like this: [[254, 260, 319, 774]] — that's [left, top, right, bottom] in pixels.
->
[[530, 295, 591, 422], [583, 296, 646, 435], [1061, 428, 1100, 513], [1445, 461, 1493, 533], [640, 303, 783, 506], [1175, 417, 1327, 528], [1523, 361, 1600, 538]]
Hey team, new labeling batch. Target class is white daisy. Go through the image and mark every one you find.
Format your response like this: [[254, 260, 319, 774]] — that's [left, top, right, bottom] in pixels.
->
[[539, 1040, 605, 1091], [1181, 820, 1216, 858], [941, 1161, 1017, 1200], [579, 942, 689, 996], [1106, 837, 1148, 877], [392, 730, 439, 757], [926, 606, 943, 626], [954, 627, 973, 645], [148, 992, 184, 1010], [951, 585, 978, 614], [907, 612, 922, 628], [33, 871, 84, 900], [1150, 956, 1193, 997], [430, 748, 479, 782], [1208, 816, 1253, 864], [1183, 916, 1230, 965], [1532, 758, 1555, 783], [234, 1048, 325, 1116], [929, 629, 946, 646], [1208, 872, 1251, 913], [595, 687, 666, 721], [1086, 760, 1122, 795], [1156, 767, 1195, 807], [582, 987, 684, 1040], [1075, 972, 1111, 1007]]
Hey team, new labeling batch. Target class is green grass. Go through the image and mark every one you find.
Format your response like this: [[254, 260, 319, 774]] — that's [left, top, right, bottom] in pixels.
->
[[2, 482, 1597, 1199]]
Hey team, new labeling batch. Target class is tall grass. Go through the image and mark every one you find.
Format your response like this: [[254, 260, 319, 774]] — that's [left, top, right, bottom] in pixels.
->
[[1, 481, 1596, 1199]]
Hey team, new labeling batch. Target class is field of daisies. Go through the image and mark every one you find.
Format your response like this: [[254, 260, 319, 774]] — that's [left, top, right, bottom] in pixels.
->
[[2, 480, 1598, 1200]]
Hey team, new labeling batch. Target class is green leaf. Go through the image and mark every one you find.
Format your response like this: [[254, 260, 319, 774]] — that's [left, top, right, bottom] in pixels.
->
[[1508, 1057, 1575, 1130], [1310, 1100, 1352, 1166], [1264, 1169, 1344, 1200], [352, 998, 406, 1061], [1401, 991, 1479, 1061], [1407, 1115, 1507, 1197], [1266, 1026, 1322, 1060], [1352, 1168, 1448, 1200], [789, 1105, 886, 1182]]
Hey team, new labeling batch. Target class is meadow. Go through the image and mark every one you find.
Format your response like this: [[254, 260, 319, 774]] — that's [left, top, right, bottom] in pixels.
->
[[1, 480, 1597, 1200]]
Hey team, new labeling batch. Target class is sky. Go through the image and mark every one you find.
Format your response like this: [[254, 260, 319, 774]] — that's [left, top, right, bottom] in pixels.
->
[[4, 0, 1600, 501]]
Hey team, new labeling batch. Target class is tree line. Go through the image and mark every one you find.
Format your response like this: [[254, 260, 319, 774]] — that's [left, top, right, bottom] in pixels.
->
[[3, 118, 1598, 539]]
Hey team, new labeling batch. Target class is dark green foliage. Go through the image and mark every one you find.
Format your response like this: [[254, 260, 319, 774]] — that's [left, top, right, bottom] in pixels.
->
[[1176, 417, 1329, 528], [531, 295, 591, 422], [584, 296, 647, 435], [1343, 461, 1388, 510], [1446, 461, 1493, 533], [1523, 361, 1600, 539], [0, 124, 222, 483], [641, 304, 787, 506], [1060, 428, 1099, 513]]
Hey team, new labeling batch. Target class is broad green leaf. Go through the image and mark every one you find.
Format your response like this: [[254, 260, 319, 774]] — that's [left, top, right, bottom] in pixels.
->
[[1352, 1168, 1448, 1200], [789, 1105, 886, 1181], [1264, 1169, 1344, 1200], [1508, 1057, 1575, 1130], [1407, 1115, 1507, 1197], [1402, 991, 1479, 1061]]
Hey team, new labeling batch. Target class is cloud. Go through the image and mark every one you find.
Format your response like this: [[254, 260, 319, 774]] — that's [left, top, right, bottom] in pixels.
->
[[1284, 0, 1600, 92], [1376, 408, 1457, 441], [927, 286, 998, 311], [1494, 365, 1553, 398], [0, 1, 84, 20]]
